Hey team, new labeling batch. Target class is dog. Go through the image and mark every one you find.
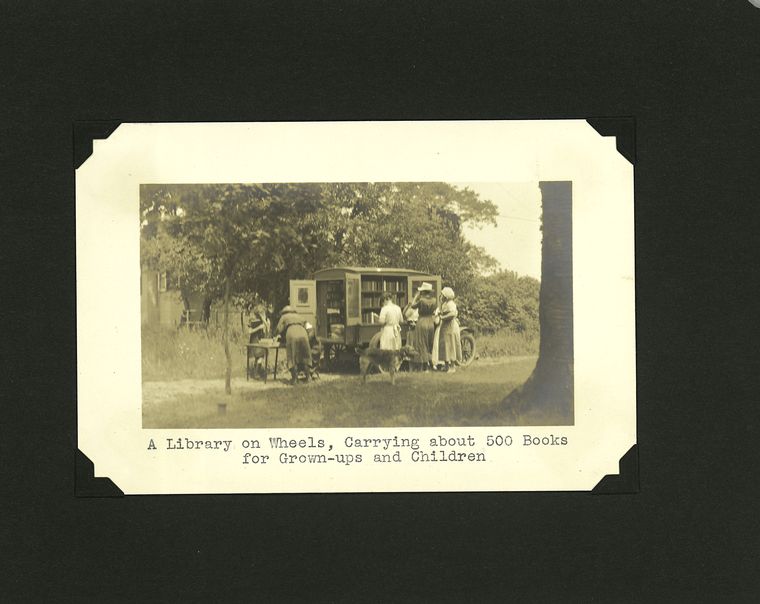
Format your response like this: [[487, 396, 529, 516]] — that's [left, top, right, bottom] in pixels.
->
[[358, 345, 419, 385]]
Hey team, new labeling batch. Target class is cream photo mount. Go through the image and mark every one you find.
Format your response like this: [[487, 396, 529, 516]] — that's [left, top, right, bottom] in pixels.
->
[[75, 120, 636, 495]]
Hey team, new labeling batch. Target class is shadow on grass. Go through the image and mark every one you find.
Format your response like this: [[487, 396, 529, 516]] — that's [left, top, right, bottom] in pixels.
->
[[142, 357, 572, 428]]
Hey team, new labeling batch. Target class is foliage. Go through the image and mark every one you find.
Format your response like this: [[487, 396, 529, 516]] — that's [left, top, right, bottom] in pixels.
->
[[307, 182, 499, 295], [140, 182, 501, 310], [141, 183, 324, 302], [458, 270, 540, 336]]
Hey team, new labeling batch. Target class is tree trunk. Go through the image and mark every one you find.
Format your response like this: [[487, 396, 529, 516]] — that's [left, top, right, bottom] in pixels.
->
[[272, 283, 287, 316], [502, 181, 574, 423], [202, 297, 212, 324], [222, 277, 232, 395]]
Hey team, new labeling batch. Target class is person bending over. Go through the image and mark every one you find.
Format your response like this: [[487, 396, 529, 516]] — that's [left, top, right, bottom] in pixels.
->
[[275, 305, 312, 385]]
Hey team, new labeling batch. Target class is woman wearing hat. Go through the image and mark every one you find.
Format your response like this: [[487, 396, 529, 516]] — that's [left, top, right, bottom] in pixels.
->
[[435, 286, 463, 372], [407, 282, 437, 370], [274, 305, 312, 385]]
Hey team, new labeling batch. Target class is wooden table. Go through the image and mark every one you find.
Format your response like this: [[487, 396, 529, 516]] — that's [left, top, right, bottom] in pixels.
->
[[246, 343, 282, 383]]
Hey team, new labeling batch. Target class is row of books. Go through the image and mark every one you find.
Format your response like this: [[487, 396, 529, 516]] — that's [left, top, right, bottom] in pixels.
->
[[382, 279, 406, 292], [361, 279, 407, 292], [361, 292, 407, 308], [361, 279, 382, 292]]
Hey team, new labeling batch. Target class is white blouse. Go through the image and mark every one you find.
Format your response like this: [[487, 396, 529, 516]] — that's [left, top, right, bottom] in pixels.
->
[[379, 303, 403, 326]]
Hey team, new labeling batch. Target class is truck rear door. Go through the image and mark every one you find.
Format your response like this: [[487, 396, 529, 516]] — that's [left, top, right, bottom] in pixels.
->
[[289, 279, 317, 328], [408, 275, 442, 303]]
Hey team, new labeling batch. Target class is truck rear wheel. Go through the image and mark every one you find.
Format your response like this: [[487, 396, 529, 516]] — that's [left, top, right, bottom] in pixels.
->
[[323, 344, 345, 372], [460, 331, 476, 367]]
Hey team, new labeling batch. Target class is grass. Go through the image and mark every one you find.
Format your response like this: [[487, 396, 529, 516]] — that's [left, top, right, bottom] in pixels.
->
[[141, 324, 539, 382], [141, 325, 251, 381], [141, 325, 561, 427], [475, 328, 539, 358], [140, 356, 573, 428]]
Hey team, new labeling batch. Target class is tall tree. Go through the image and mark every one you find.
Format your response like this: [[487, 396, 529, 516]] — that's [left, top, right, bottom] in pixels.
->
[[306, 182, 499, 293], [141, 184, 224, 314], [141, 183, 323, 393], [501, 181, 573, 422], [236, 182, 501, 309]]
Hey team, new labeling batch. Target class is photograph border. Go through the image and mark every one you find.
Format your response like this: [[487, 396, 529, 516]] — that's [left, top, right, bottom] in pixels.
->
[[75, 119, 637, 495]]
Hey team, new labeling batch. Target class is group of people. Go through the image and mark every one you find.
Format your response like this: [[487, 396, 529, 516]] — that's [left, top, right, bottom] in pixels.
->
[[247, 281, 463, 385], [380, 282, 463, 373], [247, 303, 319, 385]]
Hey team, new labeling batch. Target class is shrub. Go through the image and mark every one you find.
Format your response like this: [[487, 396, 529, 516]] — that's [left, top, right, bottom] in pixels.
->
[[458, 270, 540, 337], [476, 329, 539, 358]]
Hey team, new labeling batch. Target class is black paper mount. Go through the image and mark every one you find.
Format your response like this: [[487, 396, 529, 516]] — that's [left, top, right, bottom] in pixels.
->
[[592, 444, 639, 494], [76, 450, 124, 497], [586, 117, 636, 165], [73, 121, 122, 170]]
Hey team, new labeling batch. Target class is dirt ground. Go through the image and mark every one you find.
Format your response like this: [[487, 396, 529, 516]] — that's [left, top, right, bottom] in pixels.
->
[[142, 355, 541, 429], [142, 371, 343, 405], [142, 355, 537, 404]]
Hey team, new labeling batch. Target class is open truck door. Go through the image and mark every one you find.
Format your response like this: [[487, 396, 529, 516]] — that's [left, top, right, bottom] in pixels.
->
[[344, 272, 362, 346], [407, 274, 442, 303], [289, 279, 317, 328]]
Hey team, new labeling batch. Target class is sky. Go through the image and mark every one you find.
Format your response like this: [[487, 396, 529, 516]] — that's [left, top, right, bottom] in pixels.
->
[[454, 182, 542, 279]]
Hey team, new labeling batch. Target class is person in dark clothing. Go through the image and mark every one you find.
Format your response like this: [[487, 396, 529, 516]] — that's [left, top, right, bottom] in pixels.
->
[[275, 305, 312, 385], [407, 282, 437, 371]]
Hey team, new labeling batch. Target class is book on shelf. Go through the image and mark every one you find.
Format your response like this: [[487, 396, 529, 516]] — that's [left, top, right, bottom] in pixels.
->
[[385, 279, 407, 292], [362, 279, 381, 292], [361, 311, 382, 324]]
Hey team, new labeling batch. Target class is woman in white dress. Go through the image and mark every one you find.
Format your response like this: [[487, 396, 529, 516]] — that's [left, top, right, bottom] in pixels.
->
[[432, 286, 462, 372], [378, 291, 403, 350]]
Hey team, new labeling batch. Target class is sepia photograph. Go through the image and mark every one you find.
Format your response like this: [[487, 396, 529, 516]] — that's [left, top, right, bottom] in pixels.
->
[[76, 120, 634, 494], [140, 180, 573, 429]]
